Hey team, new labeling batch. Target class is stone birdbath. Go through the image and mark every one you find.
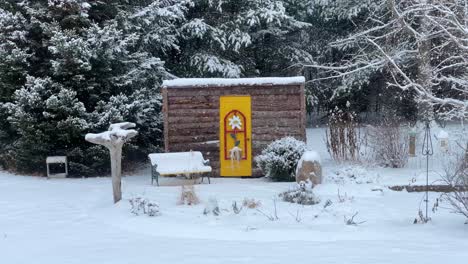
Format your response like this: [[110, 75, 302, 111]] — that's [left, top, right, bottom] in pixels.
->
[[85, 122, 138, 203]]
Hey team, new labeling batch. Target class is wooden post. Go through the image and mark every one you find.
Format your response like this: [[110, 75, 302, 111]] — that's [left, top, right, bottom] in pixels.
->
[[109, 145, 123, 203], [85, 122, 137, 203], [464, 143, 468, 169], [409, 132, 416, 157], [162, 87, 169, 152], [299, 84, 307, 141]]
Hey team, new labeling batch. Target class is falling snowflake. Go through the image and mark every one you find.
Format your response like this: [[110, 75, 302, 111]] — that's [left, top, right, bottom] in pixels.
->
[[228, 115, 242, 130]]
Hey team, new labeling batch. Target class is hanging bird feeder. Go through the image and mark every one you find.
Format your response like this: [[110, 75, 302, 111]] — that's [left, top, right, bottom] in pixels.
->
[[437, 130, 449, 153]]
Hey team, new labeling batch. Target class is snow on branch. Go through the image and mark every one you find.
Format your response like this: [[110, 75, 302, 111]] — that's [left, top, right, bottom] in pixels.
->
[[305, 0, 468, 120]]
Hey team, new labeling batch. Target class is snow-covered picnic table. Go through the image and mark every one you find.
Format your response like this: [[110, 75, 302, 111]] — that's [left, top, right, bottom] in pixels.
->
[[148, 151, 212, 186]]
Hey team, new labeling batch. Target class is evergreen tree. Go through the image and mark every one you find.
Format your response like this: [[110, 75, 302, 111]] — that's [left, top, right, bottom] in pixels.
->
[[0, 1, 172, 175], [2, 0, 414, 175], [4, 76, 88, 171], [169, 0, 312, 77]]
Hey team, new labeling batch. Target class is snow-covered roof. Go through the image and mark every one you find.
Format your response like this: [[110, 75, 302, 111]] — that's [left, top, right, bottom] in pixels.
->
[[162, 76, 305, 88], [437, 130, 449, 139]]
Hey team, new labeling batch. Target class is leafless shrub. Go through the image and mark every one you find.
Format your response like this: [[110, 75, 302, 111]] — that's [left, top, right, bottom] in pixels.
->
[[178, 185, 200, 205], [344, 212, 366, 225], [365, 118, 409, 168], [232, 201, 243, 214], [256, 199, 279, 221], [441, 146, 468, 220], [337, 189, 354, 203], [129, 196, 160, 217], [432, 198, 440, 213], [288, 209, 302, 223], [242, 198, 261, 209], [325, 110, 361, 162], [323, 199, 333, 209], [203, 197, 220, 216]]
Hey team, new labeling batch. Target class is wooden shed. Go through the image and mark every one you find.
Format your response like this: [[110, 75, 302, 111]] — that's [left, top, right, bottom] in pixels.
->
[[162, 77, 306, 177]]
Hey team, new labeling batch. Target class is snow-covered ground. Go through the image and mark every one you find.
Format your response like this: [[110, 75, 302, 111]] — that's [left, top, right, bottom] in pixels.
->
[[1, 127, 467, 263]]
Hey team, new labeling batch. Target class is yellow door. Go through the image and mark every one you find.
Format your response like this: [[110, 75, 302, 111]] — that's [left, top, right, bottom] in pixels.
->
[[220, 96, 252, 176]]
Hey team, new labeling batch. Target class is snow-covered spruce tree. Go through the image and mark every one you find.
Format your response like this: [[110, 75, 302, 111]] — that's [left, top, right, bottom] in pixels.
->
[[0, 0, 318, 175], [305, 0, 468, 121], [0, 5, 30, 169], [0, 1, 169, 175], [170, 0, 313, 77], [5, 76, 89, 172], [0, 5, 29, 102]]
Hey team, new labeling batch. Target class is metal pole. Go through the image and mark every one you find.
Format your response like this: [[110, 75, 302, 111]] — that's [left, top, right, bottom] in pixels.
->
[[421, 121, 433, 221], [426, 147, 429, 219]]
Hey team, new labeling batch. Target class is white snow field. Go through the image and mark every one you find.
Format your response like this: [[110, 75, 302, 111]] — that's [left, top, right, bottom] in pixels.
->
[[1, 127, 467, 264]]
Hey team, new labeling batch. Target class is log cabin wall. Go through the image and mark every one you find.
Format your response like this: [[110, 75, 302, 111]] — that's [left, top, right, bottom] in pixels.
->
[[163, 81, 306, 177]]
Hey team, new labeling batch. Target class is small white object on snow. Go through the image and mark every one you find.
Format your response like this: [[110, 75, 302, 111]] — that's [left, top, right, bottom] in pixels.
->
[[163, 76, 305, 88], [437, 129, 449, 153]]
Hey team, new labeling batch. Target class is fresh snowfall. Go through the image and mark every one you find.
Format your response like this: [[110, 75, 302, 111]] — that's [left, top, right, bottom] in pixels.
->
[[1, 1, 467, 263], [1, 128, 467, 264]]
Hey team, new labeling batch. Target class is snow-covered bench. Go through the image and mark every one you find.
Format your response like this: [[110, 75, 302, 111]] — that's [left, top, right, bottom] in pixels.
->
[[148, 151, 212, 186]]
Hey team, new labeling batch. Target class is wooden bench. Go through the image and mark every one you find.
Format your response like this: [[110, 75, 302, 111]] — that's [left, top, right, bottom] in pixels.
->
[[148, 151, 212, 186]]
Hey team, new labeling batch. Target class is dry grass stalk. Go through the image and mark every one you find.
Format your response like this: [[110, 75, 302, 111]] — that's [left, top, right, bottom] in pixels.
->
[[344, 212, 366, 225], [242, 198, 262, 209], [178, 185, 200, 205], [256, 199, 279, 221], [325, 110, 360, 162], [337, 189, 354, 203]]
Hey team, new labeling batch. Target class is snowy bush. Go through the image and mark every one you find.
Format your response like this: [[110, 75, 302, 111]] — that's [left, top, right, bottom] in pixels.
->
[[255, 137, 307, 182], [365, 118, 409, 168], [129, 197, 160, 217], [279, 181, 320, 205]]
